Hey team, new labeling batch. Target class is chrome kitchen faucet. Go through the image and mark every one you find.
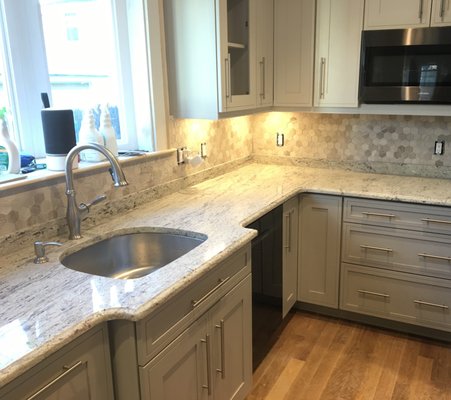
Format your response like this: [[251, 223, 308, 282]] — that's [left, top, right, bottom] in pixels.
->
[[65, 143, 128, 239]]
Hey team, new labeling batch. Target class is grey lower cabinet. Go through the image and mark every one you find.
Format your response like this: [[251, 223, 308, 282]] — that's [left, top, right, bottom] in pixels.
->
[[298, 194, 342, 308], [110, 244, 252, 400], [140, 275, 252, 400], [0, 324, 114, 400]]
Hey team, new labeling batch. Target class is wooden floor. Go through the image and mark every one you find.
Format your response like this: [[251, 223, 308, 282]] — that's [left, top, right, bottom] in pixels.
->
[[246, 312, 451, 400]]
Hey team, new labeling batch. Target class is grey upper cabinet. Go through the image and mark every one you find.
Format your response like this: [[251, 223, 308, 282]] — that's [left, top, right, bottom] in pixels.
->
[[164, 0, 257, 119], [298, 194, 342, 308], [274, 0, 315, 107], [0, 325, 114, 400], [283, 196, 299, 317]]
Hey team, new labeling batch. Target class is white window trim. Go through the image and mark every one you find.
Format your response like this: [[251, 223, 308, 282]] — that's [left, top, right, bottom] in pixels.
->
[[0, 0, 169, 158]]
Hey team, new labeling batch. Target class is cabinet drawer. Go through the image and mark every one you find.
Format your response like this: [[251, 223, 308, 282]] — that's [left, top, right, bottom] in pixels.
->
[[340, 263, 451, 332], [0, 325, 113, 400], [344, 197, 451, 234], [342, 223, 451, 279], [136, 245, 251, 365]]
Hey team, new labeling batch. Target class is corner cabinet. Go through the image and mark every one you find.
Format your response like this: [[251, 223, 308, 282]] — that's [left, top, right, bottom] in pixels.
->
[[298, 194, 342, 308], [431, 0, 451, 26], [164, 0, 257, 119], [314, 0, 364, 108], [274, 0, 315, 107], [0, 325, 114, 400]]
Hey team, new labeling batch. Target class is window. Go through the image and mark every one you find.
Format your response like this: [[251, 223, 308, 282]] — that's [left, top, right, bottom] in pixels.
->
[[0, 0, 167, 159]]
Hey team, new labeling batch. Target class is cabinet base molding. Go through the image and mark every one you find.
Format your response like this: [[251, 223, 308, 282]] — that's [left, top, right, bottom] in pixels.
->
[[295, 301, 451, 343]]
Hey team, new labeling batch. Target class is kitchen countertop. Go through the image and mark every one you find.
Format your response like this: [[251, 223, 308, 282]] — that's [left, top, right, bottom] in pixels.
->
[[1, 162, 451, 387]]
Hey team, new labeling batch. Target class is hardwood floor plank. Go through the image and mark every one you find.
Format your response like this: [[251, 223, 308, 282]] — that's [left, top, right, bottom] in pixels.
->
[[264, 358, 305, 400], [246, 311, 451, 400]]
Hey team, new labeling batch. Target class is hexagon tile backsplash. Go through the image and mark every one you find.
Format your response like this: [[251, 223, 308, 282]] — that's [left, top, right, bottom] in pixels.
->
[[251, 112, 451, 177]]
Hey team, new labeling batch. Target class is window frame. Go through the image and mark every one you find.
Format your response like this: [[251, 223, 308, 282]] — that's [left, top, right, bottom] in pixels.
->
[[0, 0, 168, 158]]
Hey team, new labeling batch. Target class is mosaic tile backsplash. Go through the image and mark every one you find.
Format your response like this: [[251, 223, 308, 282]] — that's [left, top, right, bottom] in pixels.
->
[[251, 112, 451, 174], [2, 110, 451, 255]]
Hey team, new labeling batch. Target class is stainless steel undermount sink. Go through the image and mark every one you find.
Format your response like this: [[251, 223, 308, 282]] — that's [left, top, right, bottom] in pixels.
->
[[61, 231, 206, 279]]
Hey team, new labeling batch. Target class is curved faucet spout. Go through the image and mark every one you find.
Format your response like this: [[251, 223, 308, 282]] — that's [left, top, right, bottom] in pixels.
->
[[65, 143, 129, 239]]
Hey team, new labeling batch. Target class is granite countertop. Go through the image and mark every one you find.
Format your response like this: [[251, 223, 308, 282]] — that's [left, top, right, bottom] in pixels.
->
[[1, 162, 451, 387]]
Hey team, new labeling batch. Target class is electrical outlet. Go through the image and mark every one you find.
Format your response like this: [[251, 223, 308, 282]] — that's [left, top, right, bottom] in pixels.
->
[[434, 141, 445, 155], [276, 132, 284, 147]]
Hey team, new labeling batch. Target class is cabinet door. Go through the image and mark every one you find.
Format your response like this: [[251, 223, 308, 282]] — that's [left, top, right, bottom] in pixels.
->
[[212, 275, 252, 400], [298, 194, 342, 308], [218, 0, 257, 111], [364, 0, 432, 29], [0, 326, 113, 400], [282, 196, 299, 318], [256, 0, 274, 107], [274, 0, 315, 107], [431, 0, 451, 25], [140, 315, 209, 400], [314, 0, 364, 108]]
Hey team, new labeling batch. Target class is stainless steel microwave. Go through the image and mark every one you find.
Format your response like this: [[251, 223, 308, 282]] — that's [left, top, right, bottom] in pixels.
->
[[359, 27, 451, 104]]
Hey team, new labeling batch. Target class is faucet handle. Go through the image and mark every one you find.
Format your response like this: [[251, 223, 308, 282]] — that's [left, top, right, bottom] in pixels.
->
[[34, 241, 63, 264], [82, 194, 107, 212]]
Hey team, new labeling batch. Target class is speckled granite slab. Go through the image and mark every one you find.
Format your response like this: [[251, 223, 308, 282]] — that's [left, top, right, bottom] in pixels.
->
[[1, 162, 451, 387]]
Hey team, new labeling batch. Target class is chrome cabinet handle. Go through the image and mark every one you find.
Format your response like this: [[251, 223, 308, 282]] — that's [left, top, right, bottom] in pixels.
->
[[421, 217, 451, 225], [440, 0, 446, 18], [358, 289, 390, 299], [192, 277, 231, 308], [284, 212, 291, 251], [261, 57, 266, 100], [201, 334, 212, 395], [418, 253, 451, 262], [225, 55, 231, 100], [215, 320, 226, 379], [27, 361, 83, 400], [414, 300, 449, 310], [361, 211, 396, 219], [320, 57, 326, 99], [419, 0, 424, 19], [360, 244, 393, 253]]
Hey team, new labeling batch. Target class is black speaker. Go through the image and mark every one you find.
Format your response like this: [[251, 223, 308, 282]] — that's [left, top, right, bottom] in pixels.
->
[[41, 109, 76, 155]]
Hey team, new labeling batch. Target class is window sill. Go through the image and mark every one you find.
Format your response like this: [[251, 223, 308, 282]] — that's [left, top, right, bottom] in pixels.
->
[[0, 148, 176, 193]]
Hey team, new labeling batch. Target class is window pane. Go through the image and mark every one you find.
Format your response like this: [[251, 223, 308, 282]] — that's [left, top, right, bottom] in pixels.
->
[[39, 0, 123, 141]]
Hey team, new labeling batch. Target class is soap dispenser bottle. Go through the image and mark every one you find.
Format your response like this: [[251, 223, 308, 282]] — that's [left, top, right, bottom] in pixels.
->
[[0, 118, 20, 174], [99, 105, 118, 157], [77, 108, 106, 162]]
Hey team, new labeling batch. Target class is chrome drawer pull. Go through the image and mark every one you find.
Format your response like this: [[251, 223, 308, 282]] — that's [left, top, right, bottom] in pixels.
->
[[360, 245, 393, 253], [27, 361, 83, 400], [418, 253, 451, 262], [361, 212, 396, 219], [421, 217, 451, 226], [358, 289, 390, 298], [414, 300, 449, 310], [192, 277, 231, 308]]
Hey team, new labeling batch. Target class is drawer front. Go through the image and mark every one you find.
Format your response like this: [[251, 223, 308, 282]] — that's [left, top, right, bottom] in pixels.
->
[[343, 197, 451, 234], [136, 245, 251, 365], [340, 263, 451, 332], [342, 223, 451, 279]]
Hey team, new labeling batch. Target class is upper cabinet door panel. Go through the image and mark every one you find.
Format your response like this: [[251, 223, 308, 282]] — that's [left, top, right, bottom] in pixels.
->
[[314, 0, 364, 107], [364, 0, 432, 29], [274, 0, 315, 107], [431, 0, 451, 26]]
